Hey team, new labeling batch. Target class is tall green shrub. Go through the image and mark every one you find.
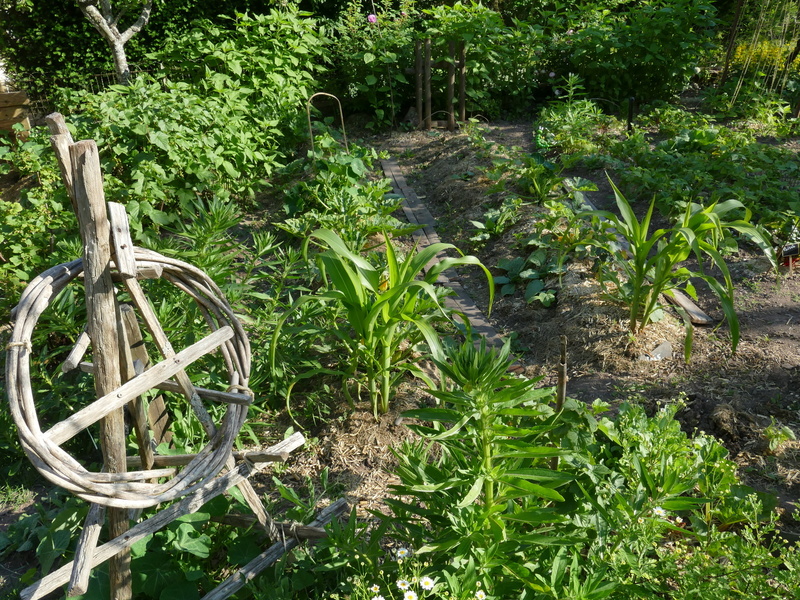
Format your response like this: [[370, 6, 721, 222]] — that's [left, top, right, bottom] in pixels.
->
[[328, 0, 418, 127], [550, 0, 717, 103], [423, 2, 546, 117], [0, 0, 286, 95], [57, 8, 327, 224]]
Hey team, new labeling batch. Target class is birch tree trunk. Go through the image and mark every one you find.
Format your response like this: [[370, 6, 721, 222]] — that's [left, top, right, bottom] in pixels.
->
[[75, 0, 153, 85]]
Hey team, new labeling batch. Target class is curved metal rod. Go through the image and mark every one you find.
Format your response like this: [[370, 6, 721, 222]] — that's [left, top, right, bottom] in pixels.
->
[[306, 92, 349, 156]]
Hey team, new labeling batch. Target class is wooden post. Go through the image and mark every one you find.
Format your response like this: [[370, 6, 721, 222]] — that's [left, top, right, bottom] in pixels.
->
[[415, 40, 423, 129], [424, 38, 432, 130], [69, 139, 132, 600], [550, 335, 568, 471], [458, 42, 466, 122], [447, 41, 456, 132]]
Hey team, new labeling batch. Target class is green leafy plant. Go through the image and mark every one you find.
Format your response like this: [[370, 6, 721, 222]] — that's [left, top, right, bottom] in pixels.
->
[[493, 251, 559, 307], [763, 417, 797, 453], [552, 0, 717, 104], [271, 229, 494, 418], [536, 73, 619, 155], [422, 2, 546, 118], [589, 179, 775, 358], [329, 0, 417, 128], [469, 196, 526, 245], [384, 338, 586, 598], [277, 133, 416, 249]]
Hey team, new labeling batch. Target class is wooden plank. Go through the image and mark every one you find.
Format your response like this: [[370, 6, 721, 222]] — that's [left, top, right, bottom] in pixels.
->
[[0, 91, 29, 107], [200, 498, 348, 600], [119, 304, 155, 472], [0, 116, 29, 130], [46, 113, 77, 215], [61, 329, 91, 373], [80, 361, 253, 406], [108, 203, 137, 278], [665, 289, 715, 325], [44, 326, 234, 445], [0, 106, 26, 120], [68, 503, 105, 596], [424, 38, 432, 130], [458, 42, 466, 122], [447, 41, 456, 131], [117, 306, 173, 448], [415, 40, 422, 129], [127, 446, 302, 469]]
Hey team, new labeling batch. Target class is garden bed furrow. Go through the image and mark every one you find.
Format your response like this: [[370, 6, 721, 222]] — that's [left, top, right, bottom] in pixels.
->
[[382, 157, 505, 350]]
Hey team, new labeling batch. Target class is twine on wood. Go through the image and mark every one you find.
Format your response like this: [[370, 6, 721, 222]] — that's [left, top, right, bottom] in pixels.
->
[[6, 248, 251, 509]]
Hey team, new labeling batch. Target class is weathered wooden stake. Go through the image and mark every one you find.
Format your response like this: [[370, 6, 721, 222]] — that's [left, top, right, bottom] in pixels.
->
[[551, 336, 568, 471], [424, 38, 432, 130], [458, 42, 466, 122], [447, 41, 456, 132], [68, 139, 132, 600], [415, 39, 423, 128]]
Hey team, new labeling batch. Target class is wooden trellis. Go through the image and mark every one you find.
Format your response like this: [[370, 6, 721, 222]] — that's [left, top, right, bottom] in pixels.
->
[[413, 38, 467, 131], [6, 113, 346, 600]]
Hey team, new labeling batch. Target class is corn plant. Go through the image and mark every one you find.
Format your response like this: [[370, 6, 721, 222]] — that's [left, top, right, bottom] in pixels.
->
[[270, 229, 494, 418], [590, 180, 776, 359]]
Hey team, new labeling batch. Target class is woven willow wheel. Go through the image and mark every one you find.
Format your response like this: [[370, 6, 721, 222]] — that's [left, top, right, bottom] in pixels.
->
[[6, 247, 251, 509]]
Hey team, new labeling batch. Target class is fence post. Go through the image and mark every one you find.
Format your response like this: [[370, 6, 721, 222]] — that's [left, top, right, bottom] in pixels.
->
[[447, 41, 456, 131], [424, 38, 432, 130]]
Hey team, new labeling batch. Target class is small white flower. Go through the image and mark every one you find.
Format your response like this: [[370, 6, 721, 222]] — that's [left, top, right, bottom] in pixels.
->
[[475, 591, 487, 600], [397, 579, 411, 590], [372, 596, 385, 600], [370, 584, 381, 593], [404, 592, 418, 600], [396, 547, 411, 559], [675, 516, 684, 524], [653, 506, 667, 518], [420, 576, 435, 590]]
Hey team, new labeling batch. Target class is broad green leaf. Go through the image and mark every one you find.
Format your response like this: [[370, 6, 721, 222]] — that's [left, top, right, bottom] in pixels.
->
[[172, 522, 212, 558], [457, 476, 484, 507]]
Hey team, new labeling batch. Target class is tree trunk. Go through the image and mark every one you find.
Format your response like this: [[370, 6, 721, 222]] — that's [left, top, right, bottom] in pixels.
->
[[75, 0, 153, 85]]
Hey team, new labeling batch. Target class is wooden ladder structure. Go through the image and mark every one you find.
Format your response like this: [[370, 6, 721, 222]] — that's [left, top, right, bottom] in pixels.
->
[[6, 113, 346, 600]]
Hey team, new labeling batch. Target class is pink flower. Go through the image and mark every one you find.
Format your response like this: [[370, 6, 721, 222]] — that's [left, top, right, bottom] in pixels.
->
[[368, 14, 377, 23]]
